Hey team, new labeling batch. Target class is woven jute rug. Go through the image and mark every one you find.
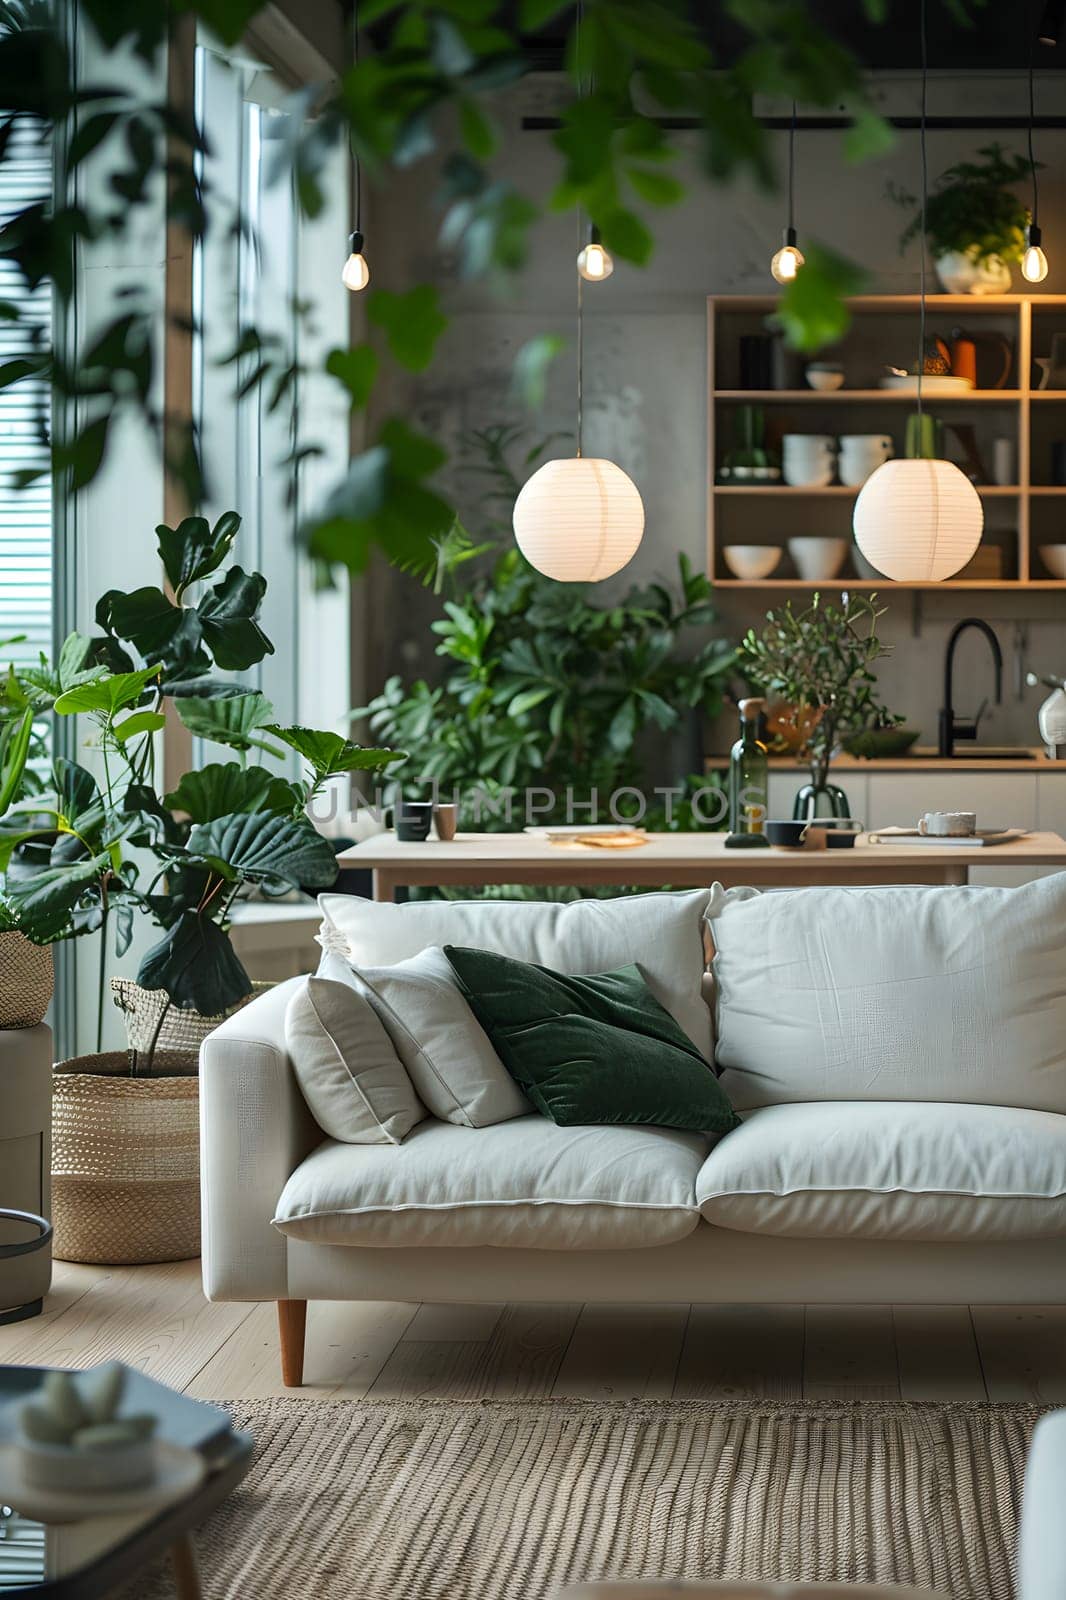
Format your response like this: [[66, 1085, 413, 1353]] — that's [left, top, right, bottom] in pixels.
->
[[132, 1398, 1043, 1600]]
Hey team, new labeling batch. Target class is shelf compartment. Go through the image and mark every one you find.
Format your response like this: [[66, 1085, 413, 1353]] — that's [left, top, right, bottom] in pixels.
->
[[714, 389, 1022, 403]]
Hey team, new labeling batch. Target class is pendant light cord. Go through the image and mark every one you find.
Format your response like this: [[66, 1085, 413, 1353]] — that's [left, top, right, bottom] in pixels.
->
[[788, 100, 797, 234], [353, 1, 361, 233], [575, 0, 585, 458], [917, 0, 928, 424], [1028, 12, 1039, 227]]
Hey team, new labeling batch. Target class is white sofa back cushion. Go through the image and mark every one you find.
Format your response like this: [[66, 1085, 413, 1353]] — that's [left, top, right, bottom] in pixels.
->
[[319, 888, 713, 1053], [272, 1116, 708, 1250], [319, 948, 530, 1127], [708, 876, 1066, 1113], [697, 1100, 1066, 1242], [285, 976, 425, 1144]]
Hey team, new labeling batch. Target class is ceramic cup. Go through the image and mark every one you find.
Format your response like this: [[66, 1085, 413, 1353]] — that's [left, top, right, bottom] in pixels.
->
[[838, 434, 893, 487], [434, 803, 458, 842], [918, 811, 977, 837], [782, 434, 836, 488], [395, 800, 435, 842]]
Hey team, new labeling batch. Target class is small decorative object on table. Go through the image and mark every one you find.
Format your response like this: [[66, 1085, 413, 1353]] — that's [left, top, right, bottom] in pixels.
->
[[725, 697, 769, 849], [433, 803, 458, 842], [919, 810, 977, 838], [12, 1365, 157, 1494], [395, 799, 435, 841]]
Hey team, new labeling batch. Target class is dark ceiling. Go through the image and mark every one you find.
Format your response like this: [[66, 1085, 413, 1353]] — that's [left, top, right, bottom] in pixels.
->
[[508, 2, 1066, 74]]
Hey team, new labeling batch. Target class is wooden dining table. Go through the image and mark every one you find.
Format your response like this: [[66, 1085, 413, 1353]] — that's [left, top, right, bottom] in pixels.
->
[[336, 830, 1066, 903]]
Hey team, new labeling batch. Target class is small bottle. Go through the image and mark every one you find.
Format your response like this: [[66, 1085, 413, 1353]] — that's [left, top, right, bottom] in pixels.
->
[[725, 697, 770, 849]]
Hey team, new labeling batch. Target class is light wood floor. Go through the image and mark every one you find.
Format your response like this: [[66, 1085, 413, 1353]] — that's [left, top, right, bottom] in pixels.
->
[[4, 1261, 1066, 1404]]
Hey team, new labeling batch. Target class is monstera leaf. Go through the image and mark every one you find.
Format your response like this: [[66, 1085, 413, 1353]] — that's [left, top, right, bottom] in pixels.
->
[[175, 691, 278, 753], [164, 762, 294, 824], [263, 725, 406, 781], [137, 909, 253, 1014], [156, 511, 241, 597], [181, 811, 338, 892]]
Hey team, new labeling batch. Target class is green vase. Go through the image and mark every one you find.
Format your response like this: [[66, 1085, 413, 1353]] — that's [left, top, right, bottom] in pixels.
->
[[792, 780, 852, 821]]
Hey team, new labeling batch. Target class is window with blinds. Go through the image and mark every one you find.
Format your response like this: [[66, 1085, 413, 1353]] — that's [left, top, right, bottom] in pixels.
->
[[0, 116, 52, 670]]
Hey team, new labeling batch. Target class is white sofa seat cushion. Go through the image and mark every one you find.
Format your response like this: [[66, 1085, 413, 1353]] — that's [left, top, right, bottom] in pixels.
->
[[708, 876, 1066, 1113], [273, 1116, 709, 1250], [696, 1101, 1066, 1242], [318, 889, 713, 1054]]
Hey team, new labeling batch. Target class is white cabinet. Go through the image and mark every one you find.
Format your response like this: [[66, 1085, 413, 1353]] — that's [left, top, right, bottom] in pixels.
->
[[865, 771, 1045, 887]]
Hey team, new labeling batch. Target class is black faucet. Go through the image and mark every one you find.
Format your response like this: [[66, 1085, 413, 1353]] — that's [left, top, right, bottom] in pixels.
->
[[938, 618, 1003, 757]]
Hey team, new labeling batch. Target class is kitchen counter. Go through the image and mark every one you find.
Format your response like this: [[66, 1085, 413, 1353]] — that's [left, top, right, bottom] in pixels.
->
[[706, 748, 1066, 772]]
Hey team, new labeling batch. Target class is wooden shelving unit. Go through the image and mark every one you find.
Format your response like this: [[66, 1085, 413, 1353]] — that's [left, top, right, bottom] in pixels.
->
[[707, 293, 1066, 591]]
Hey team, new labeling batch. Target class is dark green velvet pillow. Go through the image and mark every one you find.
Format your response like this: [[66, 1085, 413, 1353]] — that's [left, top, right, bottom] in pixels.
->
[[442, 944, 739, 1135]]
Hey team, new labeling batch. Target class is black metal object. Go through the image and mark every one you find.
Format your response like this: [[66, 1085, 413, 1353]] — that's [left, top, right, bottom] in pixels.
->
[[0, 1209, 52, 1328], [939, 618, 1004, 758]]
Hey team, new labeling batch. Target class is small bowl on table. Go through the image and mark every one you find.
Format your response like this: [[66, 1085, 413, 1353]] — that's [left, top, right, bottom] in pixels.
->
[[723, 545, 781, 580]]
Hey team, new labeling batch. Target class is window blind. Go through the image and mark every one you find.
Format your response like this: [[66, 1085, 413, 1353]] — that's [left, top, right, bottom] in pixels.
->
[[0, 116, 52, 669]]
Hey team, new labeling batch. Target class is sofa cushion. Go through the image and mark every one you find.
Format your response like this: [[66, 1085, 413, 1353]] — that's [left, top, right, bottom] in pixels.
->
[[707, 876, 1066, 1113], [444, 945, 738, 1136], [272, 1116, 708, 1249], [317, 888, 712, 1054], [318, 949, 531, 1128], [696, 1100, 1066, 1242], [285, 975, 425, 1144]]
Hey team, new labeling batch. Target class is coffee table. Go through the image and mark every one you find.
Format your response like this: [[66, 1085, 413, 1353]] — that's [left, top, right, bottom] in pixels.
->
[[0, 1366, 251, 1598]]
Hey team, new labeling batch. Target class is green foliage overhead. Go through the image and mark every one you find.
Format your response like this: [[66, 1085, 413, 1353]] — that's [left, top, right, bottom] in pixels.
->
[[0, 0, 918, 575]]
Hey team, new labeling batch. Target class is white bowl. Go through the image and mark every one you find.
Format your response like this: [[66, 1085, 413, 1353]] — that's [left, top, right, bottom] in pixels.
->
[[788, 536, 848, 581], [723, 545, 781, 580], [1039, 544, 1066, 579], [805, 365, 845, 392]]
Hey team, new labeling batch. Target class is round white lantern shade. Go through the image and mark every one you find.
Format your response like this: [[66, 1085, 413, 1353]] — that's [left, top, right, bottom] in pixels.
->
[[512, 456, 645, 582], [853, 457, 983, 583]]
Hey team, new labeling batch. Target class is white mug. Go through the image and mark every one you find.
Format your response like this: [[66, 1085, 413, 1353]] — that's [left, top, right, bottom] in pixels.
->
[[918, 810, 977, 837], [838, 434, 893, 487], [783, 434, 835, 488]]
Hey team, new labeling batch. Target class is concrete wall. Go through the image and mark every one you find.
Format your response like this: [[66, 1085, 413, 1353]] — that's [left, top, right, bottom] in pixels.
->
[[363, 70, 1066, 756]]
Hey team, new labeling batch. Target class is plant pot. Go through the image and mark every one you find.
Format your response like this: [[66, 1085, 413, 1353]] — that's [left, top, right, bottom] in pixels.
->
[[0, 933, 54, 1028], [934, 248, 1012, 296], [51, 1055, 201, 1265]]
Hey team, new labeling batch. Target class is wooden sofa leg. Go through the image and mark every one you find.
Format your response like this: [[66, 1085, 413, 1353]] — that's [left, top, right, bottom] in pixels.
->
[[278, 1299, 307, 1387]]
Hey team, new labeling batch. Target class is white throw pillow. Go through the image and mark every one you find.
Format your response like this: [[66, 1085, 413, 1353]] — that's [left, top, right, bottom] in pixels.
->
[[696, 1100, 1066, 1242], [318, 888, 713, 1053], [285, 974, 425, 1144], [708, 875, 1066, 1114], [318, 948, 530, 1127]]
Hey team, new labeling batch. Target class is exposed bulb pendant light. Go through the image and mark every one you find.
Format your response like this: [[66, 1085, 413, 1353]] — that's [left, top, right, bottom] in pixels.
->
[[577, 222, 614, 282], [512, 220, 644, 582], [342, 6, 370, 292], [1022, 27, 1050, 283], [770, 102, 805, 284], [853, 0, 982, 583]]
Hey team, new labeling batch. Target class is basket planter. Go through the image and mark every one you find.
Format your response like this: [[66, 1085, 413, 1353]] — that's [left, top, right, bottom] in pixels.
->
[[51, 1054, 201, 1265], [0, 933, 54, 1029]]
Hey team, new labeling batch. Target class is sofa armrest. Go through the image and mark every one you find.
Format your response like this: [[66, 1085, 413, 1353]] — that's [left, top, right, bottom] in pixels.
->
[[200, 975, 320, 1301]]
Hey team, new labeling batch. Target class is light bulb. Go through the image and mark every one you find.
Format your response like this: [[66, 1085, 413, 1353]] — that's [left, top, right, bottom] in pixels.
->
[[577, 226, 613, 282], [770, 237, 804, 285], [1022, 222, 1049, 284], [342, 230, 370, 292]]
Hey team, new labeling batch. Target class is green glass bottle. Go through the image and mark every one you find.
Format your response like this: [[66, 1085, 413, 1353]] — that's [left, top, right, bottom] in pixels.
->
[[725, 697, 770, 849]]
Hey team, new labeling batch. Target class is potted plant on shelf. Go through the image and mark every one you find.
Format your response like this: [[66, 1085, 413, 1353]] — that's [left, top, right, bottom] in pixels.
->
[[890, 144, 1032, 295], [739, 592, 899, 820], [0, 511, 403, 1264]]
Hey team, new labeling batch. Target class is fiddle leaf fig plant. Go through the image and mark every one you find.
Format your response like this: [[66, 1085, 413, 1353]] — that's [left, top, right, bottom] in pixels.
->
[[0, 512, 404, 1044]]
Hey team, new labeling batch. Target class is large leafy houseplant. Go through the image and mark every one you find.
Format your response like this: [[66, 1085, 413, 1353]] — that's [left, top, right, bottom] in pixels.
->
[[891, 144, 1032, 291], [739, 592, 897, 798], [359, 427, 735, 826], [0, 512, 402, 1040]]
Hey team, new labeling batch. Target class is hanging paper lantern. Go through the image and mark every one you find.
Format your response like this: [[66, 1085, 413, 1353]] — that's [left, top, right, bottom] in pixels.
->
[[853, 457, 983, 582], [512, 457, 645, 582]]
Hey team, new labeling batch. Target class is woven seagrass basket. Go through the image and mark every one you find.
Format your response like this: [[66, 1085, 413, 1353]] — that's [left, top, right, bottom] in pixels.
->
[[51, 981, 270, 1265], [0, 932, 54, 1029]]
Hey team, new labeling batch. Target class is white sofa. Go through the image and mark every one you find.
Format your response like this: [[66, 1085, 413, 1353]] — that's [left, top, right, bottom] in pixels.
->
[[200, 882, 1066, 1386]]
